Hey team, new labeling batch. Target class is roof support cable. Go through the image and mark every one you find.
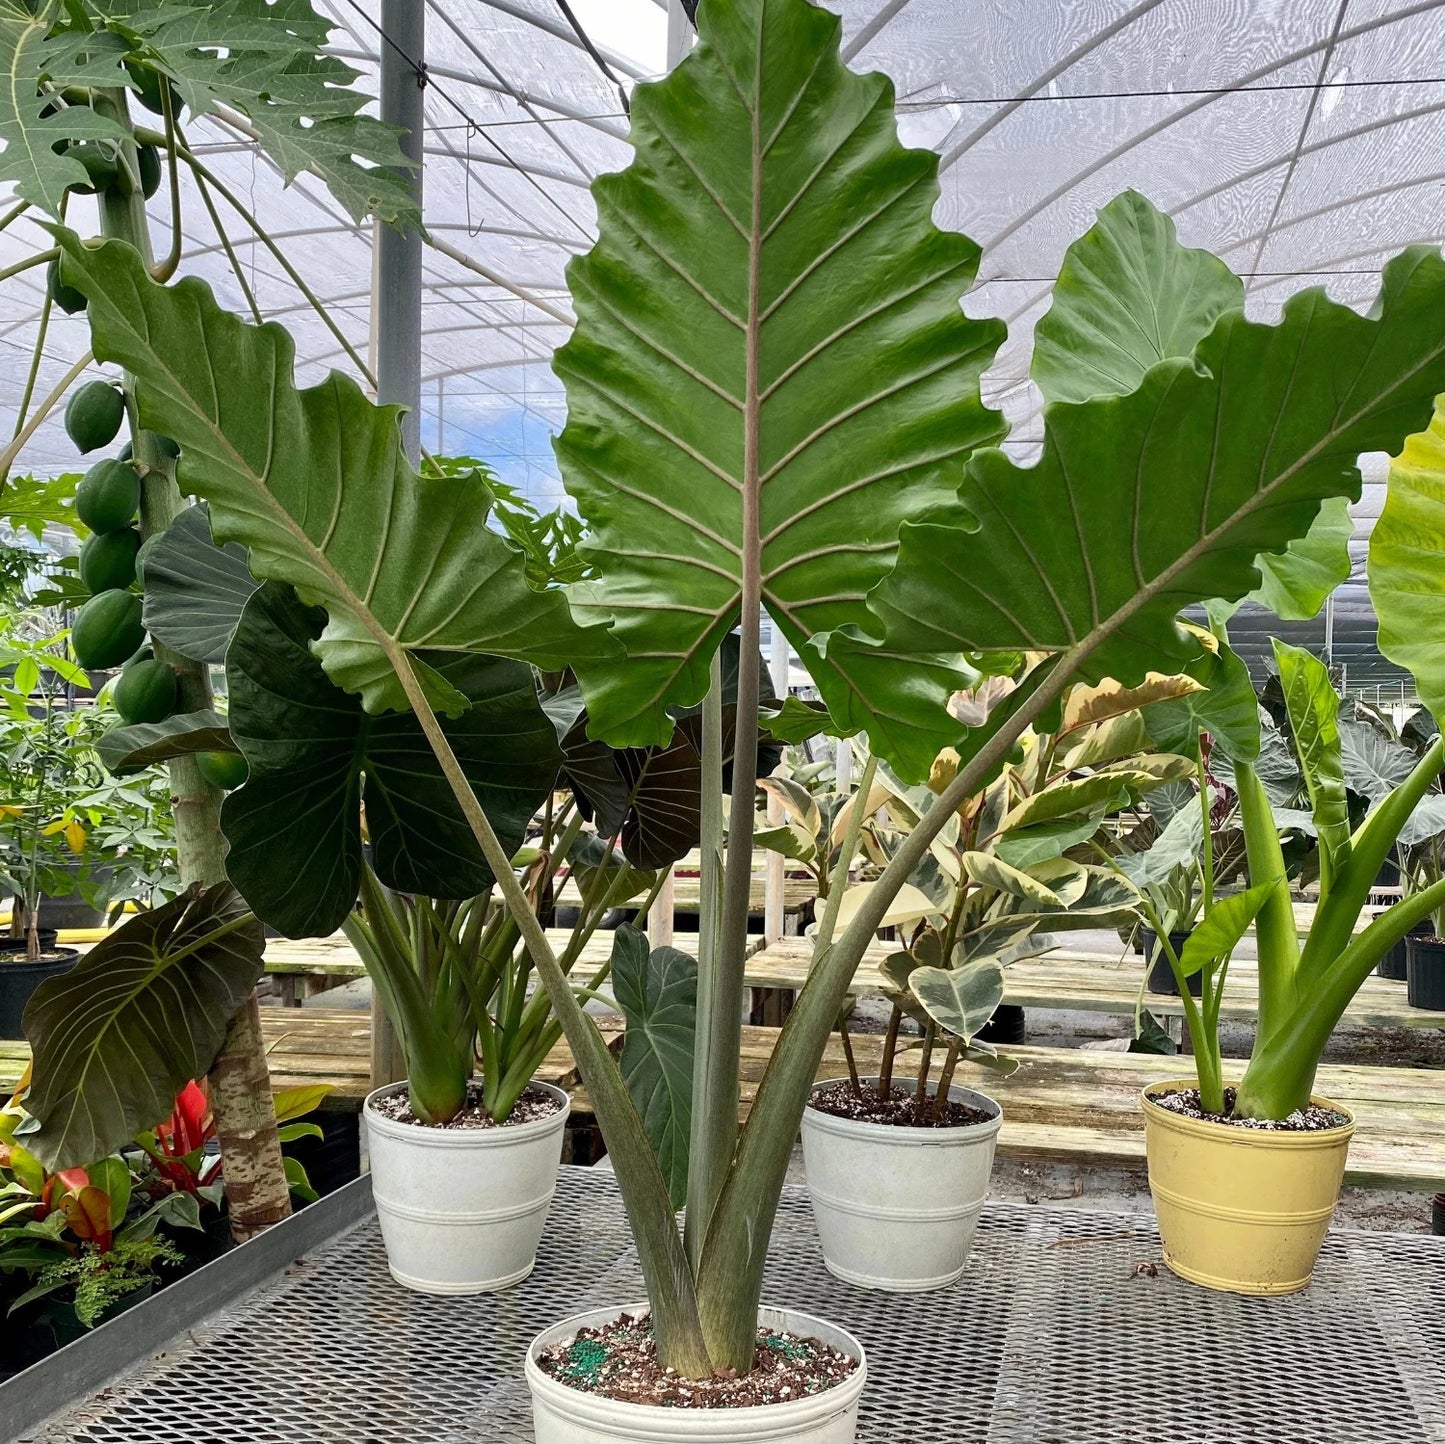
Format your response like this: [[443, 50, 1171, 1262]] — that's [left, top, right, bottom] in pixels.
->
[[1243, 0, 1351, 295], [553, 0, 631, 116]]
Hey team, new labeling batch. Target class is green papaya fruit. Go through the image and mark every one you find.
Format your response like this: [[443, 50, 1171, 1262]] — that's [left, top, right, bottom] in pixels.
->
[[113, 658, 176, 725], [67, 141, 119, 195], [138, 144, 161, 199], [118, 440, 133, 462], [65, 382, 125, 454], [46, 257, 86, 315], [79, 527, 141, 593], [126, 63, 179, 118], [197, 751, 249, 790], [72, 590, 145, 670], [75, 459, 141, 534]]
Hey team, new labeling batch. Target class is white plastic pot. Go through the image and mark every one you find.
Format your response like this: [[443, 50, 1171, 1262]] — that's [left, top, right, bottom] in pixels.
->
[[363, 1078, 569, 1294], [800, 1077, 1002, 1292], [525, 1303, 867, 1443]]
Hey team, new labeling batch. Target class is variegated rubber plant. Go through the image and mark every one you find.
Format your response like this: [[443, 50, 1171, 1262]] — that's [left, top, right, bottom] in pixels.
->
[[52, 0, 1445, 1379]]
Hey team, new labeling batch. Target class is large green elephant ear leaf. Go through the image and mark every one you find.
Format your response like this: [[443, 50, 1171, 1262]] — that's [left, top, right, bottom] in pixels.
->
[[223, 583, 563, 938], [1029, 190, 1350, 626], [1370, 396, 1445, 719], [874, 246, 1445, 689], [21, 884, 264, 1169], [56, 231, 616, 718], [553, 0, 1004, 779], [1031, 189, 1243, 406], [142, 504, 258, 665]]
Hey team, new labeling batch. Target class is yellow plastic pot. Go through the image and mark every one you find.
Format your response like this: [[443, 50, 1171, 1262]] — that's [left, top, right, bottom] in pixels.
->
[[1141, 1080, 1355, 1295]]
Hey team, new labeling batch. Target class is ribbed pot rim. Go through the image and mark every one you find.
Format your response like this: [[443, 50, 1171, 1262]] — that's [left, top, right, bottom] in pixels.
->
[[363, 1078, 570, 1147], [1140, 1078, 1356, 1147], [524, 1301, 868, 1432], [802, 1076, 1003, 1144]]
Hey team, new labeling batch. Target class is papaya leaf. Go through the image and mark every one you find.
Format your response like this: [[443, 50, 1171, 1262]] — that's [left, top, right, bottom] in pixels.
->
[[553, 0, 1004, 779], [1371, 397, 1445, 720], [21, 884, 263, 1169], [1031, 189, 1243, 406], [876, 245, 1445, 689], [98, 708, 236, 775], [96, 0, 419, 226], [56, 231, 616, 717], [142, 503, 257, 665], [910, 958, 1004, 1045], [223, 584, 562, 938], [0, 8, 133, 216], [1273, 640, 1350, 883], [611, 926, 696, 1210]]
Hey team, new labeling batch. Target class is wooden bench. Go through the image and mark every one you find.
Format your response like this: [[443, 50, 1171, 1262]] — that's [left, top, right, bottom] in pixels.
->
[[557, 1027, 1445, 1193], [0, 1009, 616, 1115], [743, 938, 1445, 1031], [233, 928, 624, 1008]]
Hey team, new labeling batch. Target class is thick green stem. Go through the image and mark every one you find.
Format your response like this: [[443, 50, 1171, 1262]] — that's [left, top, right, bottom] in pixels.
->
[[91, 86, 289, 1242], [1237, 874, 1445, 1117], [392, 652, 709, 1375], [1235, 760, 1298, 1049], [691, 660, 1070, 1362], [686, 649, 726, 1271]]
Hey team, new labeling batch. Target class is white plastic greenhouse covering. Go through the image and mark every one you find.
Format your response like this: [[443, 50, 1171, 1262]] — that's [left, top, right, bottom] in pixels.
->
[[4, 0, 1444, 690]]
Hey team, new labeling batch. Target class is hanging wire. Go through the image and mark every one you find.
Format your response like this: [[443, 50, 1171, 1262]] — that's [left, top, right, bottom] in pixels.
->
[[553, 0, 631, 116], [339, 0, 590, 241]]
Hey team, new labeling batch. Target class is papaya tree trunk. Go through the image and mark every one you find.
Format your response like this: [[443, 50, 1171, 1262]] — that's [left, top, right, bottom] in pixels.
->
[[92, 89, 290, 1241]]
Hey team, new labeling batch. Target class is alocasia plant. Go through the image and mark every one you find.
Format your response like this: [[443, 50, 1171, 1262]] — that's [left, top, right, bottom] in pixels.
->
[[53, 0, 1445, 1380]]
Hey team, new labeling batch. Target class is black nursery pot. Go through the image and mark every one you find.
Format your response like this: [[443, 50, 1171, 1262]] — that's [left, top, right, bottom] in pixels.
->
[[0, 950, 77, 1039], [1405, 934, 1445, 1011], [1141, 927, 1202, 998], [1377, 920, 1430, 981], [977, 1003, 1026, 1045]]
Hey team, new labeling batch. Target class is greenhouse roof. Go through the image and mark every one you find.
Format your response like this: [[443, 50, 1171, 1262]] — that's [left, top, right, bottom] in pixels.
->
[[3, 0, 1441, 688]]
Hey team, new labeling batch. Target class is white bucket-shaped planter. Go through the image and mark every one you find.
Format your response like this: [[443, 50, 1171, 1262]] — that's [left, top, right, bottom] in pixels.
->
[[363, 1079, 569, 1294], [525, 1303, 867, 1443], [801, 1077, 1002, 1292]]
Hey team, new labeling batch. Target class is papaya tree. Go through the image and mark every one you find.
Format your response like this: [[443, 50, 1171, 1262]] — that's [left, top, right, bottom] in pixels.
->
[[49, 0, 1445, 1382], [0, 0, 419, 1238]]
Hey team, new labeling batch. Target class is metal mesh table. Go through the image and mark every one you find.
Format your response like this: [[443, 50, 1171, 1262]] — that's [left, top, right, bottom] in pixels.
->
[[24, 1168, 1445, 1444]]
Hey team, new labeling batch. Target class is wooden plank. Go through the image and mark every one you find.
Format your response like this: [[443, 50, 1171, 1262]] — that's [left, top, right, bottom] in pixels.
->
[[556, 874, 814, 915], [744, 938, 1445, 1031], [560, 1029, 1445, 1191]]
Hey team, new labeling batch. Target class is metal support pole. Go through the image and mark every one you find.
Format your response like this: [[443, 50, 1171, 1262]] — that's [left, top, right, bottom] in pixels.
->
[[835, 736, 853, 795], [371, 0, 425, 1089], [436, 375, 446, 452]]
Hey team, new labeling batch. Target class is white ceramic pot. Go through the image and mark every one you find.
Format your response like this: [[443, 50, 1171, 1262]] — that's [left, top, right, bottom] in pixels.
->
[[800, 1077, 1002, 1292], [363, 1078, 569, 1294], [525, 1303, 867, 1444]]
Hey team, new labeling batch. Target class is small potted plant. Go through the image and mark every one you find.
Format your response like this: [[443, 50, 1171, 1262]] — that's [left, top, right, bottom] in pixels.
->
[[801, 924, 1010, 1292], [1, 1101, 198, 1346], [0, 619, 95, 1033], [1138, 638, 1445, 1294]]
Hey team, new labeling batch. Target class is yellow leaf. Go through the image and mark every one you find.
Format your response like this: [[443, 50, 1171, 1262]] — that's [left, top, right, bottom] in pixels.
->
[[1059, 674, 1205, 735], [64, 820, 87, 855]]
